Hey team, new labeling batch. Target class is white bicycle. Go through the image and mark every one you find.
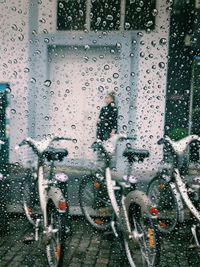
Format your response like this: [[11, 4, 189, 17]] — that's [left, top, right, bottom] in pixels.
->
[[147, 135, 200, 242], [17, 136, 72, 267], [80, 135, 160, 266]]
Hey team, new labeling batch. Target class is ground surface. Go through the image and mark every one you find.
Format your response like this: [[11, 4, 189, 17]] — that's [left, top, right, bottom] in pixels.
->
[[0, 215, 200, 267]]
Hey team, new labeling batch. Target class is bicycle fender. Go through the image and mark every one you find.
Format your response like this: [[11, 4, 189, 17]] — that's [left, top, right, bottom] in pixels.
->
[[119, 190, 155, 237], [125, 190, 153, 216], [48, 186, 66, 212]]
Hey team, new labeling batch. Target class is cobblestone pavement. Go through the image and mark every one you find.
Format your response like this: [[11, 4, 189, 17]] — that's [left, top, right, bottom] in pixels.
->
[[0, 215, 200, 267]]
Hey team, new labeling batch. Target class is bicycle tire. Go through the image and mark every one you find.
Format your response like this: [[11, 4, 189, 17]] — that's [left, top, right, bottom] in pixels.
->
[[122, 192, 160, 267], [22, 176, 41, 226], [147, 174, 184, 234], [79, 175, 113, 231], [46, 204, 66, 267]]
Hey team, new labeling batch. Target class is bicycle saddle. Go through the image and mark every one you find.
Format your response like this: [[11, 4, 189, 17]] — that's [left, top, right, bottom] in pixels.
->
[[123, 147, 149, 162], [43, 148, 68, 161]]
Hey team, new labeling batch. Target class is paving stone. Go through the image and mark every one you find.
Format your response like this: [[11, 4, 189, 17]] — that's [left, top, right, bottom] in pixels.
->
[[0, 215, 199, 267]]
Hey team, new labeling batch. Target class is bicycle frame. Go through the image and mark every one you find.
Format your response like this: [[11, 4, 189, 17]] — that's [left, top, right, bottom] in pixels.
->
[[102, 136, 158, 239], [159, 135, 200, 224], [37, 158, 66, 231], [17, 137, 70, 230], [106, 166, 156, 238], [174, 168, 200, 222]]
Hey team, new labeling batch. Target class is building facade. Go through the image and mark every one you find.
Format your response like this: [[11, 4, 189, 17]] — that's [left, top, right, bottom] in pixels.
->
[[0, 0, 170, 172]]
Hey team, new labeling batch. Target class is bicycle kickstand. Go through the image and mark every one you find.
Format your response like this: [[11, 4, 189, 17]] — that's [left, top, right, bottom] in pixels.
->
[[191, 224, 200, 248], [35, 218, 41, 241], [111, 221, 119, 238]]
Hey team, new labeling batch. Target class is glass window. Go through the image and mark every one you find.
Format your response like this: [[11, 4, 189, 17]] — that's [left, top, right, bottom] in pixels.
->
[[57, 0, 87, 30], [124, 0, 156, 30], [90, 0, 121, 31]]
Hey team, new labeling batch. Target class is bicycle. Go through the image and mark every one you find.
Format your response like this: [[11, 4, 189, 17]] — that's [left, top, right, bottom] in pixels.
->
[[17, 136, 72, 267], [80, 134, 160, 266], [147, 135, 200, 240], [0, 140, 8, 235]]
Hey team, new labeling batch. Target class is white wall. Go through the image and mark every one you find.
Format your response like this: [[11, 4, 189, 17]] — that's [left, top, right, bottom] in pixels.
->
[[0, 0, 170, 172], [133, 0, 170, 171], [0, 0, 29, 163]]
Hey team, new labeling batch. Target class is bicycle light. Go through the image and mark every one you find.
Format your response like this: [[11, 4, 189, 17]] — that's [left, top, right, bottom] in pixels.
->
[[59, 201, 67, 211], [150, 207, 159, 216]]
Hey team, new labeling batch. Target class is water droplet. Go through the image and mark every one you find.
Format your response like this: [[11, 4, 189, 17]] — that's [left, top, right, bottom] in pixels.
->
[[106, 14, 113, 21], [84, 44, 90, 50], [11, 109, 16, 114], [125, 22, 131, 29], [71, 125, 76, 129], [145, 21, 153, 27], [122, 125, 127, 131], [30, 78, 36, 84], [44, 38, 50, 43], [158, 62, 165, 69], [24, 68, 30, 73], [67, 16, 72, 22], [113, 73, 119, 79], [44, 116, 49, 121], [151, 41, 156, 47], [116, 43, 122, 49], [44, 80, 52, 87], [98, 86, 104, 92], [159, 38, 167, 46], [140, 52, 145, 58], [59, 2, 64, 8], [18, 34, 24, 41], [11, 24, 18, 31], [152, 9, 158, 16], [104, 65, 110, 70]]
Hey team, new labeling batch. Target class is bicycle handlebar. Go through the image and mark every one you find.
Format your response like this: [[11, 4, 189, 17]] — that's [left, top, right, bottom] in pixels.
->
[[119, 136, 136, 141], [51, 137, 73, 142], [16, 136, 73, 156], [157, 138, 164, 145], [157, 135, 200, 167]]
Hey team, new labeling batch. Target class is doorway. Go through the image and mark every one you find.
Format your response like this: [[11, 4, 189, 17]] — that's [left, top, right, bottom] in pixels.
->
[[48, 45, 122, 162]]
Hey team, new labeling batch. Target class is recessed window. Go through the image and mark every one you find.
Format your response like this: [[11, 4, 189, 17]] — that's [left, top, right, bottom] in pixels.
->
[[90, 0, 121, 31], [125, 0, 156, 30], [57, 0, 156, 31], [57, 0, 87, 30]]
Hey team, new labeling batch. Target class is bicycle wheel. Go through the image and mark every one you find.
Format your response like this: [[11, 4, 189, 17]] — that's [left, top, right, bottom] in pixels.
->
[[147, 174, 183, 234], [22, 176, 41, 226], [79, 175, 113, 231], [124, 204, 160, 267], [46, 205, 66, 267]]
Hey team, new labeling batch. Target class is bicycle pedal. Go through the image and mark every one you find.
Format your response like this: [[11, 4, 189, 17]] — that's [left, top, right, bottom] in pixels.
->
[[65, 226, 70, 234], [103, 230, 113, 236], [23, 235, 35, 244], [113, 186, 121, 190]]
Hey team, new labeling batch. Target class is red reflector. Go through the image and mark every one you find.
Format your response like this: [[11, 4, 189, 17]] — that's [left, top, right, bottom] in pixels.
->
[[59, 201, 67, 210], [150, 207, 158, 216]]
